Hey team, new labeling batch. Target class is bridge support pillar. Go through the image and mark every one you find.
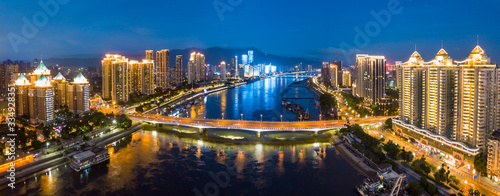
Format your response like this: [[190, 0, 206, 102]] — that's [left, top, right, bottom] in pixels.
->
[[314, 131, 318, 137], [256, 132, 261, 140]]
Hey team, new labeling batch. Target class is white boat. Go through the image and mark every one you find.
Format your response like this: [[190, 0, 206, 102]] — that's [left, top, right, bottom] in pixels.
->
[[70, 147, 110, 172]]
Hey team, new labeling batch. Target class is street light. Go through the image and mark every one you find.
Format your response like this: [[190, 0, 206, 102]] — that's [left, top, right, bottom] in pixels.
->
[[222, 113, 224, 120], [241, 113, 243, 120], [260, 114, 263, 122], [280, 115, 283, 122], [46, 142, 49, 149]]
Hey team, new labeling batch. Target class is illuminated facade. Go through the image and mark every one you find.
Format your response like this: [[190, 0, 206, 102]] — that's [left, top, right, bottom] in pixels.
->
[[156, 49, 170, 90], [248, 50, 254, 64], [342, 70, 352, 87], [488, 131, 500, 178], [220, 61, 226, 80], [173, 55, 183, 86], [354, 54, 386, 104], [329, 63, 338, 88], [187, 52, 205, 84], [102, 54, 155, 103], [397, 44, 499, 149], [68, 73, 90, 115]]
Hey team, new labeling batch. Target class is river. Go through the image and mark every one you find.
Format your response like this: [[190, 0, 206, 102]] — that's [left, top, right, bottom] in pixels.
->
[[177, 76, 320, 121], [4, 130, 364, 196]]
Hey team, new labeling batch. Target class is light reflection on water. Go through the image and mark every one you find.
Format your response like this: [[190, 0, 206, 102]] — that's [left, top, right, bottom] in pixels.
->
[[185, 77, 320, 121], [5, 130, 364, 196]]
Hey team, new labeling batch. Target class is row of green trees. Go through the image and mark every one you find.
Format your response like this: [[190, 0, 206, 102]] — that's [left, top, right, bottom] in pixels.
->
[[319, 94, 339, 120]]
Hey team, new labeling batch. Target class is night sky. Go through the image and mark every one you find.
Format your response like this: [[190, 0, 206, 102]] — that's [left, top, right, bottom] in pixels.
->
[[1, 0, 500, 64]]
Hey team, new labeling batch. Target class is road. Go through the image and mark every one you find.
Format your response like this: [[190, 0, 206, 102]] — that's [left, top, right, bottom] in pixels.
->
[[367, 127, 500, 196]]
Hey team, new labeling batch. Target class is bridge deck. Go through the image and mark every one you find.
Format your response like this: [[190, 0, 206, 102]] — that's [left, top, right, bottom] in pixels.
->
[[129, 113, 389, 132]]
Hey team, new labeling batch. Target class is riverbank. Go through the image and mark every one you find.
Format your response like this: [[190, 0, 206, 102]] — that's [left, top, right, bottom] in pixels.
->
[[333, 137, 378, 177], [0, 123, 144, 190]]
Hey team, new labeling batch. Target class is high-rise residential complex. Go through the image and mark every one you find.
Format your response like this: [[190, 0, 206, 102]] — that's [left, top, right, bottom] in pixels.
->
[[102, 54, 154, 103], [248, 50, 254, 64], [173, 55, 183, 86], [13, 61, 89, 124], [156, 49, 170, 90], [353, 54, 386, 104], [397, 44, 499, 150], [187, 52, 205, 84], [242, 54, 248, 65], [342, 70, 352, 87], [220, 61, 226, 80]]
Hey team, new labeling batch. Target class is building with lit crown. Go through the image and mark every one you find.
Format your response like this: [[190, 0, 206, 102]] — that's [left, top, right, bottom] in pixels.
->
[[396, 43, 499, 157]]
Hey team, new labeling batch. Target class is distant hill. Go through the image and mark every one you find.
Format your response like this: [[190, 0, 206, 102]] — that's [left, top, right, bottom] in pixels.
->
[[43, 47, 322, 70]]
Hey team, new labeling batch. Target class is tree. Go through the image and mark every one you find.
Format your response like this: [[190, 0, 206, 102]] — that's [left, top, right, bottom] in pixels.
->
[[42, 125, 52, 140], [474, 155, 487, 176], [383, 140, 400, 158], [384, 118, 392, 130], [407, 181, 422, 196]]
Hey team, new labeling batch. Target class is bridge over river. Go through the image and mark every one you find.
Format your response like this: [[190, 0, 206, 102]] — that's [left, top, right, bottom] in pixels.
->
[[128, 113, 390, 132]]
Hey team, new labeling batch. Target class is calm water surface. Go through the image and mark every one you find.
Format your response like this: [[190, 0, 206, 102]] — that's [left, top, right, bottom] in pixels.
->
[[184, 76, 320, 121], [5, 130, 364, 196]]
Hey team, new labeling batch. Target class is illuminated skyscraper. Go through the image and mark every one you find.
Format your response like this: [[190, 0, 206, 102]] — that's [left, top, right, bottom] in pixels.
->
[[29, 75, 53, 124], [220, 61, 226, 80], [333, 61, 343, 86], [174, 55, 183, 86], [248, 50, 254, 64], [68, 73, 90, 115], [230, 56, 237, 78], [145, 50, 154, 61], [354, 54, 386, 104], [187, 52, 205, 84], [0, 62, 19, 94], [242, 54, 248, 65], [141, 60, 155, 95], [342, 70, 352, 87], [329, 63, 338, 88], [102, 54, 129, 103], [14, 74, 30, 118], [156, 49, 169, 90], [53, 72, 68, 108]]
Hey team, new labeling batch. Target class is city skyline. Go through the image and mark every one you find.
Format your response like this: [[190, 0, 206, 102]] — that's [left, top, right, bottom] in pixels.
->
[[1, 0, 500, 64]]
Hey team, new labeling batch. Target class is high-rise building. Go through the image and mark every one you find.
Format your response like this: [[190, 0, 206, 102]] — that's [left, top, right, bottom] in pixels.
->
[[354, 54, 386, 104], [321, 62, 330, 85], [53, 72, 69, 108], [248, 50, 254, 64], [29, 75, 54, 124], [102, 55, 129, 103], [68, 73, 90, 115], [329, 63, 338, 88], [33, 58, 39, 70], [173, 55, 183, 86], [333, 61, 343, 86], [397, 44, 499, 149], [220, 61, 226, 80], [141, 60, 155, 95], [156, 49, 170, 90], [488, 131, 500, 179], [342, 70, 352, 87], [187, 52, 205, 84], [230, 56, 237, 78], [14, 74, 31, 118], [145, 50, 154, 61], [307, 65, 313, 72], [242, 54, 248, 65], [0, 63, 19, 94]]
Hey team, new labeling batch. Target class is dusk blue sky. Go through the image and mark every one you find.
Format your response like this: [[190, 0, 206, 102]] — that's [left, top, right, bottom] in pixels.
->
[[1, 0, 500, 64]]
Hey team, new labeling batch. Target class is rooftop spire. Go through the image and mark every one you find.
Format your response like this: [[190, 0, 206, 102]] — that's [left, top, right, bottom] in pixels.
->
[[441, 40, 443, 49]]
